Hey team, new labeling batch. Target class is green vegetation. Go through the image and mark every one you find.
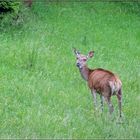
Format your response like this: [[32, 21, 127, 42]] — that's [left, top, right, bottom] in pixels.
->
[[0, 2, 140, 139]]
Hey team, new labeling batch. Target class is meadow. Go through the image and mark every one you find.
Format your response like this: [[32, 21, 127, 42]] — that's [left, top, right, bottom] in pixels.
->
[[0, 1, 140, 139]]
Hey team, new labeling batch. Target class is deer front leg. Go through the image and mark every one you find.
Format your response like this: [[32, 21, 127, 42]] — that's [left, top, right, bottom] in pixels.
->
[[100, 95, 104, 112], [91, 90, 97, 111]]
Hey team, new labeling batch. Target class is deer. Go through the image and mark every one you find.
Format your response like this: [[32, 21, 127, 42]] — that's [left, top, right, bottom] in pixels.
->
[[73, 48, 122, 117], [23, 0, 33, 7]]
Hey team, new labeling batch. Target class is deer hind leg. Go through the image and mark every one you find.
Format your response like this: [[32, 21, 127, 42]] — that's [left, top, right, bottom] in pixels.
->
[[105, 96, 114, 114], [117, 88, 122, 117], [91, 90, 97, 111]]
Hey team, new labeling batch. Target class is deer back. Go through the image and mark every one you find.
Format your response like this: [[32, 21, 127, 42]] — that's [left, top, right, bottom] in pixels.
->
[[88, 68, 122, 96]]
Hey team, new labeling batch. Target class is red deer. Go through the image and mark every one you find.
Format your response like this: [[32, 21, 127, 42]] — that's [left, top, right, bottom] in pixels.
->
[[73, 48, 122, 117], [23, 0, 33, 7]]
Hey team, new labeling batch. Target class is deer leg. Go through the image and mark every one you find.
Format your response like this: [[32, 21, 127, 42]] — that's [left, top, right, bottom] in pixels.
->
[[105, 96, 114, 114], [100, 95, 104, 112], [91, 90, 97, 111], [117, 89, 122, 118]]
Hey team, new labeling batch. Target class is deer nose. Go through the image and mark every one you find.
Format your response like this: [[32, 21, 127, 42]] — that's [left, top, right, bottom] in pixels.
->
[[76, 63, 80, 67]]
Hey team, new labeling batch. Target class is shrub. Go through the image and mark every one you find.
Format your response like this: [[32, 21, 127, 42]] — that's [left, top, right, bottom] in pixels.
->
[[0, 1, 21, 15]]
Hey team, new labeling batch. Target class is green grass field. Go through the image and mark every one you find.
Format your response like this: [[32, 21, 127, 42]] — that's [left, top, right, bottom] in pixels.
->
[[0, 2, 140, 139]]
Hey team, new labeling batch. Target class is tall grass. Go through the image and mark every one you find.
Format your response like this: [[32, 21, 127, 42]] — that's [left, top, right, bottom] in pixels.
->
[[0, 2, 140, 138]]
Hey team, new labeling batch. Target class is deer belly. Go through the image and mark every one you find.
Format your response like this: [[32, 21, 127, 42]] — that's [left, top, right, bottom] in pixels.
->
[[88, 79, 111, 95]]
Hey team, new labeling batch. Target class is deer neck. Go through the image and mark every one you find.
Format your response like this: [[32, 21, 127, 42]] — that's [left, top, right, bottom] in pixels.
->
[[79, 65, 91, 81]]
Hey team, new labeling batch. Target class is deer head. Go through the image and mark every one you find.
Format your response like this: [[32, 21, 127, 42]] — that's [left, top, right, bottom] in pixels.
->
[[73, 48, 94, 69]]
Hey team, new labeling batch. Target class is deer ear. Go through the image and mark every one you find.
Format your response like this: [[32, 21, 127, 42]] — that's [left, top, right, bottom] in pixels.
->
[[73, 48, 80, 56], [87, 51, 94, 58]]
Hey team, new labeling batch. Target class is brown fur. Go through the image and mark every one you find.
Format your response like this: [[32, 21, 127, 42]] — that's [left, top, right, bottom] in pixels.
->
[[88, 68, 122, 97], [23, 0, 33, 7]]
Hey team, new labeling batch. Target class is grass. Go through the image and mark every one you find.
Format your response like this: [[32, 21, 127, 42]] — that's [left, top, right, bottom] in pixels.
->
[[0, 1, 140, 139]]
